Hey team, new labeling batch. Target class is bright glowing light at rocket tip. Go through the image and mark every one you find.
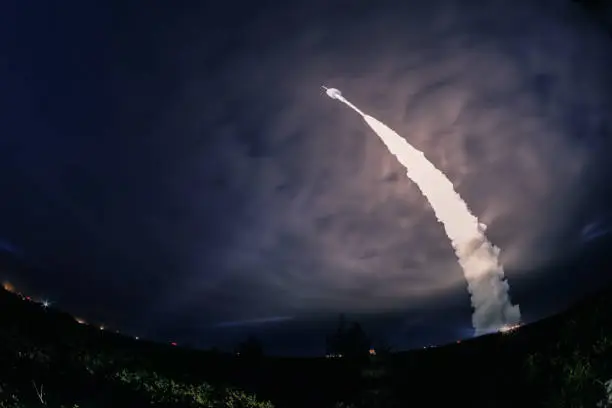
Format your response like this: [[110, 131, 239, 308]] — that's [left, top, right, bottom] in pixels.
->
[[322, 86, 342, 99], [322, 88, 521, 334], [321, 85, 365, 117]]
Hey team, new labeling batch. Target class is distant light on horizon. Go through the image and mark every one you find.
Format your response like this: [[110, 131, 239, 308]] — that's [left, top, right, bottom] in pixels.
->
[[499, 323, 521, 334], [2, 281, 15, 293]]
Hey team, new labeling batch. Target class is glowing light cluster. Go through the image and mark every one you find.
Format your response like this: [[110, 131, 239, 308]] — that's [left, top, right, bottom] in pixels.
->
[[2, 281, 15, 293], [499, 324, 521, 334]]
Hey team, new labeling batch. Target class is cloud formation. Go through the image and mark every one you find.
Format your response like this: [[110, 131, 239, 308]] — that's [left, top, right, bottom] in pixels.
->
[[150, 1, 610, 322], [1, 1, 610, 339]]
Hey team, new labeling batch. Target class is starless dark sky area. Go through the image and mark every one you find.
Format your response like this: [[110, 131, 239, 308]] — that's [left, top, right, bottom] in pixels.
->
[[0, 0, 611, 355]]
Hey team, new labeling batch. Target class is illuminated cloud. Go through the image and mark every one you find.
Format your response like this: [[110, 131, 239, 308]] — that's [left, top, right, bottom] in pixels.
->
[[0, 1, 609, 344], [160, 1, 609, 323]]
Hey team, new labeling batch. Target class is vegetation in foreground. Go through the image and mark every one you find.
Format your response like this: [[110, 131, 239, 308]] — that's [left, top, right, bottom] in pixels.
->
[[0, 288, 275, 408], [2, 256, 612, 407]]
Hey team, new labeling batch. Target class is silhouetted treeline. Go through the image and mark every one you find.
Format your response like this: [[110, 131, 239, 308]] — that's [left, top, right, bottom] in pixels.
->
[[326, 314, 372, 362]]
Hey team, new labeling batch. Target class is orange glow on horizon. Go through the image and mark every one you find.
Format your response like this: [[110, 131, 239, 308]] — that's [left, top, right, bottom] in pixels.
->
[[2, 281, 15, 293]]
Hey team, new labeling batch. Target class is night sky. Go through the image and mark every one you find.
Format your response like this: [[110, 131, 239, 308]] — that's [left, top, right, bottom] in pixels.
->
[[1, 0, 611, 356]]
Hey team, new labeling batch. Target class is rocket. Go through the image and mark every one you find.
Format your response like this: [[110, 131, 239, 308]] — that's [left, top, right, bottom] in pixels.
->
[[321, 86, 342, 100], [320, 86, 365, 117]]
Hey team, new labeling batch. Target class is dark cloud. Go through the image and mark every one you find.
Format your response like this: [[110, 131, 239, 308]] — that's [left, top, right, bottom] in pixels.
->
[[0, 0, 610, 351]]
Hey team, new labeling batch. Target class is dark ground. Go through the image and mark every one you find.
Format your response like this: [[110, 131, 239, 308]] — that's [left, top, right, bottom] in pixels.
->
[[2, 236, 612, 408]]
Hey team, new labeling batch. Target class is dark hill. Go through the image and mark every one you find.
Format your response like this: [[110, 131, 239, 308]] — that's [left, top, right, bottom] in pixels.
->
[[1, 256, 612, 407]]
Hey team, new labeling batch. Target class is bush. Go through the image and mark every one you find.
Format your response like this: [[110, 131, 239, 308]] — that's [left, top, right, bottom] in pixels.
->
[[221, 388, 275, 408], [524, 330, 612, 406], [113, 368, 274, 408]]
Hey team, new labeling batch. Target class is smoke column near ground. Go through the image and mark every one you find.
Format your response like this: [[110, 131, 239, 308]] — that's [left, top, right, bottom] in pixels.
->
[[364, 114, 520, 334], [335, 94, 520, 334]]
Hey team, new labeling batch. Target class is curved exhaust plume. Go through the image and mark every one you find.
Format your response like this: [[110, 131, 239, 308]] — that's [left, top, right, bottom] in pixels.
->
[[323, 86, 521, 334]]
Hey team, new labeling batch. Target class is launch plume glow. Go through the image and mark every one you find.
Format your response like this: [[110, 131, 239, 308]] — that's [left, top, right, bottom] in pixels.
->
[[323, 87, 521, 335]]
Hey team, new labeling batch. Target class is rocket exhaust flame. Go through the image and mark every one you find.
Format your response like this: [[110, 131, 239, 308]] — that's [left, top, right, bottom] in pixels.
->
[[323, 87, 520, 335]]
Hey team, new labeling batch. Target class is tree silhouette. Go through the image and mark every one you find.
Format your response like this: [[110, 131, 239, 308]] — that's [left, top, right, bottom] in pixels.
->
[[236, 335, 264, 360], [326, 314, 371, 360], [326, 314, 347, 356]]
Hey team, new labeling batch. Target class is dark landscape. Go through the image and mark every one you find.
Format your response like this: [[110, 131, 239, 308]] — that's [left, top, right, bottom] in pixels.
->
[[2, 1, 612, 407], [2, 240, 612, 408]]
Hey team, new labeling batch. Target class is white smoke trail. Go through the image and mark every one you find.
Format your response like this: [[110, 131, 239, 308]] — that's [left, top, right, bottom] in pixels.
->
[[330, 91, 520, 334], [363, 114, 520, 334]]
